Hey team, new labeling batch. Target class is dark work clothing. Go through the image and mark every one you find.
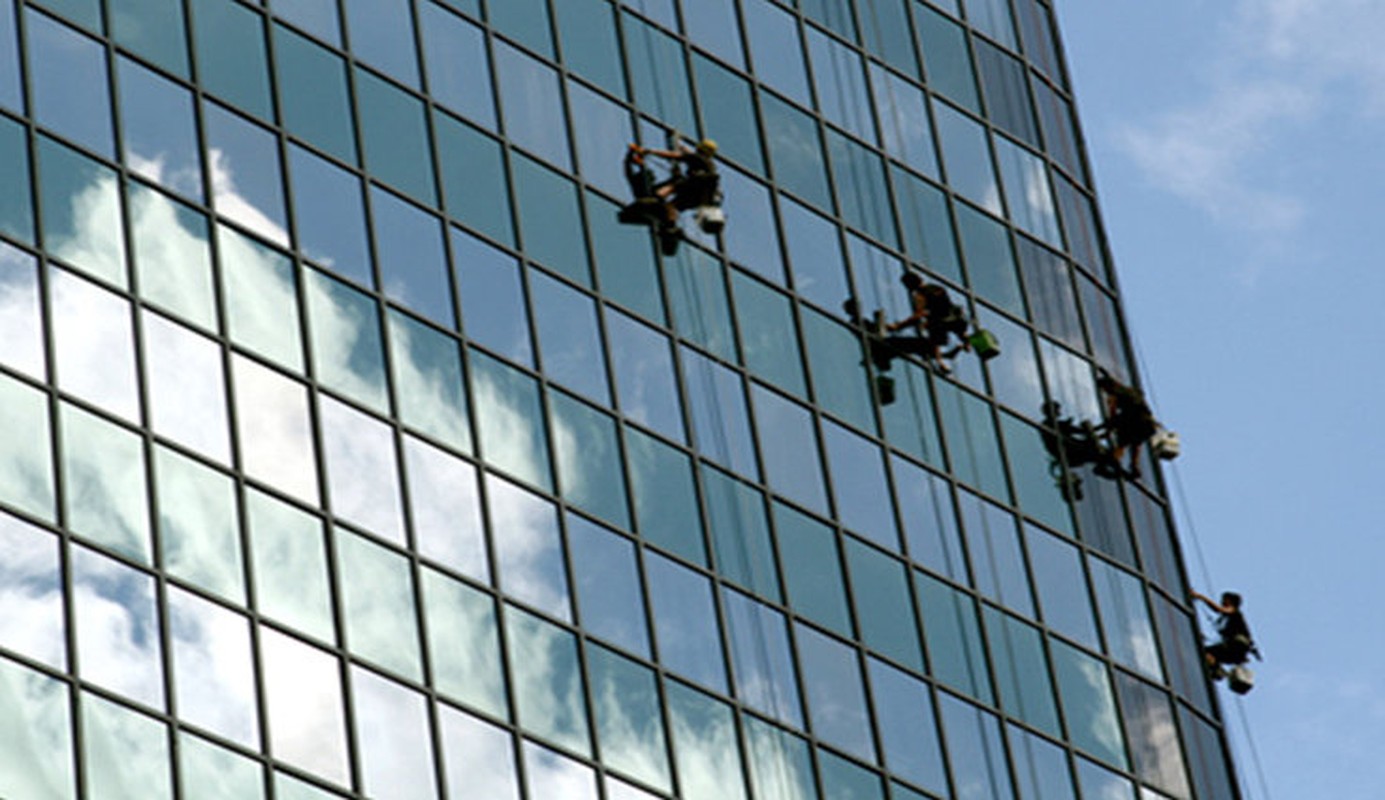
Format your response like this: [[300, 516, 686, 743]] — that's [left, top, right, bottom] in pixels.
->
[[664, 151, 719, 210], [1208, 610, 1254, 665], [1106, 382, 1157, 447]]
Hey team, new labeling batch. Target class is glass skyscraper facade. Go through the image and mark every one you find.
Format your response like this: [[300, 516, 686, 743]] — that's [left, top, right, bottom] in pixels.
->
[[0, 0, 1243, 798]]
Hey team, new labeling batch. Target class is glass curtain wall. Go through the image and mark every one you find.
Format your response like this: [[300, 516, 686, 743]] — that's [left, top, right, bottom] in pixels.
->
[[0, 0, 1240, 798]]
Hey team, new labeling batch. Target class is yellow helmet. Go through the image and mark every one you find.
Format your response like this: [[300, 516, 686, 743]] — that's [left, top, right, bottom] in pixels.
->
[[697, 138, 718, 155]]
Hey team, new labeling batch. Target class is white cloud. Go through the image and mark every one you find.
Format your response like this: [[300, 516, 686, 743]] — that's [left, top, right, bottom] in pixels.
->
[[1111, 0, 1385, 232]]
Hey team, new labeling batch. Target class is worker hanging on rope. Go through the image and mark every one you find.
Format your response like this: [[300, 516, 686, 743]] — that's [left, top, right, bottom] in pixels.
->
[[1191, 590, 1260, 694], [617, 138, 724, 256], [1094, 370, 1179, 479], [872, 272, 999, 375]]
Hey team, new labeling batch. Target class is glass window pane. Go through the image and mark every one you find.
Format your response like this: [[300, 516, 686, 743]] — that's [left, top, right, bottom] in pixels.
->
[[179, 733, 265, 800], [935, 103, 999, 215], [39, 137, 127, 287], [455, 231, 531, 364], [733, 271, 805, 396], [155, 446, 242, 602], [995, 137, 1060, 245], [305, 269, 388, 411], [247, 488, 335, 643], [404, 435, 486, 579], [915, 573, 991, 702], [626, 429, 704, 562], [219, 225, 302, 369], [51, 267, 139, 421], [976, 40, 1038, 146], [421, 3, 495, 129], [825, 421, 898, 547], [917, 8, 978, 111], [435, 112, 513, 245], [260, 627, 352, 785], [1026, 525, 1099, 647], [532, 271, 607, 402], [129, 185, 216, 330], [343, 0, 418, 85], [939, 695, 1014, 800], [514, 156, 589, 286], [488, 0, 551, 56], [72, 546, 164, 707], [693, 55, 762, 174], [872, 63, 938, 177], [118, 57, 201, 201], [703, 466, 778, 600], [554, 0, 623, 96], [0, 116, 32, 244], [588, 645, 671, 791], [168, 588, 258, 747], [495, 41, 570, 170], [567, 80, 630, 198], [570, 516, 648, 656], [338, 528, 421, 680], [685, 0, 742, 67], [666, 248, 735, 361], [964, 0, 1017, 48], [802, 307, 877, 433], [0, 656, 75, 799], [782, 199, 847, 313], [682, 349, 757, 478], [390, 309, 472, 452], [984, 606, 1060, 736], [666, 682, 749, 800], [753, 385, 827, 514], [892, 167, 962, 283], [808, 28, 875, 140], [0, 376, 56, 520], [81, 693, 172, 800], [505, 605, 591, 755], [762, 94, 830, 209], [894, 455, 965, 580], [472, 353, 552, 490], [647, 552, 726, 690], [1052, 639, 1127, 769], [422, 567, 507, 718], [959, 491, 1033, 615], [232, 356, 319, 504], [607, 309, 684, 442], [371, 186, 454, 325], [744, 717, 815, 800], [488, 475, 569, 619], [352, 667, 438, 800], [0, 515, 64, 669], [819, 749, 884, 800], [356, 68, 435, 203], [206, 104, 289, 247], [722, 588, 801, 727], [190, 0, 272, 119], [797, 624, 874, 760], [776, 503, 851, 637], [743, 0, 809, 105], [1009, 723, 1076, 800], [869, 658, 947, 795], [587, 190, 663, 322], [438, 706, 520, 800], [288, 146, 370, 287], [1000, 411, 1073, 535], [957, 204, 1023, 317], [716, 169, 785, 283], [144, 313, 230, 462], [1114, 673, 1190, 797], [62, 405, 150, 562], [846, 538, 924, 670], [29, 10, 112, 156], [936, 382, 1008, 500], [1090, 559, 1163, 680], [624, 11, 695, 133], [275, 24, 357, 163]]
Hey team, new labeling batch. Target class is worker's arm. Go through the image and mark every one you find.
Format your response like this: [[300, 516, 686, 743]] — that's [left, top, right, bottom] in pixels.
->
[[1190, 591, 1231, 614], [888, 292, 928, 332]]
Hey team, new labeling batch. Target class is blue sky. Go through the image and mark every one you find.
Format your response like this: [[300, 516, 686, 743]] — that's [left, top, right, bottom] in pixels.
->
[[1055, 1, 1385, 797]]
